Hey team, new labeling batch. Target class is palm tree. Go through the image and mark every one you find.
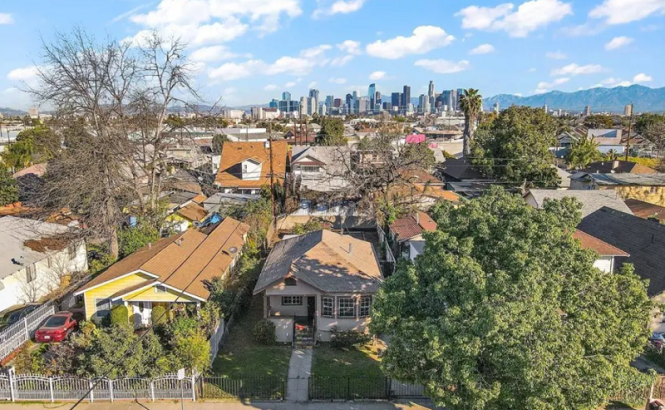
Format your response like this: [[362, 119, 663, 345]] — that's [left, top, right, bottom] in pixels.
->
[[459, 89, 482, 157]]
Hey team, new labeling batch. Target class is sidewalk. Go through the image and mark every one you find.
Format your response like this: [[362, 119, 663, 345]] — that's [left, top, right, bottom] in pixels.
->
[[286, 348, 313, 402], [0, 401, 442, 410]]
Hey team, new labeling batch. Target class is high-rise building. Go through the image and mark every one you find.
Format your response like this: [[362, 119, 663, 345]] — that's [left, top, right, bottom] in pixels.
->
[[418, 94, 430, 114], [299, 97, 308, 117], [402, 85, 411, 112], [278, 92, 298, 113], [309, 98, 317, 115], [584, 105, 591, 116], [282, 91, 291, 101], [383, 102, 392, 111], [428, 81, 435, 99], [345, 93, 353, 111], [442, 90, 452, 112], [543, 104, 548, 113], [334, 98, 342, 108], [325, 95, 334, 110], [319, 104, 327, 116], [624, 104, 633, 116], [269, 99, 278, 108], [456, 88, 464, 110], [493, 102, 499, 114], [368, 83, 376, 111], [374, 91, 382, 113], [391, 92, 401, 109], [358, 97, 369, 113]]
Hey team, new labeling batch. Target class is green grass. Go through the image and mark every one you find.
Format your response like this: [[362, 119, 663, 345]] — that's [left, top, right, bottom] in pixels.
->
[[310, 342, 386, 400], [211, 297, 291, 378]]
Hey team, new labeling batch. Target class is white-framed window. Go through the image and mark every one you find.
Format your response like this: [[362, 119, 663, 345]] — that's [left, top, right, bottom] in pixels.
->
[[26, 265, 36, 283], [301, 165, 320, 174], [322, 297, 334, 318], [282, 296, 302, 306], [337, 297, 355, 318], [359, 296, 372, 318], [95, 298, 112, 317], [155, 285, 167, 293]]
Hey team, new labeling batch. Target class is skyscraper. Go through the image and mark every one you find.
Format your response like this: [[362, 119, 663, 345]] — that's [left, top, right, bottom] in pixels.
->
[[624, 104, 632, 116], [368, 83, 376, 111], [345, 93, 352, 110], [325, 95, 334, 110], [493, 102, 499, 114], [451, 89, 458, 112], [428, 81, 435, 99], [391, 92, 401, 109], [456, 88, 464, 110], [374, 91, 382, 113], [584, 105, 591, 116], [402, 85, 411, 112], [358, 97, 369, 113], [299, 97, 308, 117], [282, 91, 291, 101]]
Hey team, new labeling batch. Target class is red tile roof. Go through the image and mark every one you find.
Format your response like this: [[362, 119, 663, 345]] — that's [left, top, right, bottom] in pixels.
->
[[389, 212, 437, 242]]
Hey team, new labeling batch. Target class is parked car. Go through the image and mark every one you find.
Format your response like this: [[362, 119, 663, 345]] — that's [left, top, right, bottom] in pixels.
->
[[0, 304, 40, 330], [34, 312, 77, 343]]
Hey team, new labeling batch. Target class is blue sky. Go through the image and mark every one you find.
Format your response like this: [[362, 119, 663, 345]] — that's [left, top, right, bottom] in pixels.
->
[[0, 0, 663, 109]]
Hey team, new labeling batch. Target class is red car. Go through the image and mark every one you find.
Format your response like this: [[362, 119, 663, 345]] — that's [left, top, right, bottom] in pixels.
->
[[34, 312, 77, 343]]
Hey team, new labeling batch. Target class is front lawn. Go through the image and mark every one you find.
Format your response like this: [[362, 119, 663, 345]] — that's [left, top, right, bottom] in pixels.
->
[[310, 342, 386, 400], [211, 296, 291, 378]]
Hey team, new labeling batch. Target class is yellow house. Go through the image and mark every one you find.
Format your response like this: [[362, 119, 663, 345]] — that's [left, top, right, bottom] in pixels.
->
[[74, 217, 250, 327]]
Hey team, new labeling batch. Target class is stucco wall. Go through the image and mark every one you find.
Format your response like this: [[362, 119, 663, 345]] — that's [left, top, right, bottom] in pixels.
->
[[593, 256, 614, 273], [614, 186, 665, 207]]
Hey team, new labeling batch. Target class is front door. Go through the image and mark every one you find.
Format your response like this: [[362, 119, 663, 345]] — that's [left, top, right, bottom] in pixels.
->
[[131, 302, 152, 327], [307, 296, 316, 321]]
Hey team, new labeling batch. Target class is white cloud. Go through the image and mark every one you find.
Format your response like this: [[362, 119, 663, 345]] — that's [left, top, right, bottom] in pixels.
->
[[561, 22, 606, 37], [0, 13, 13, 24], [284, 81, 296, 87], [641, 24, 663, 31], [308, 81, 318, 88], [190, 45, 246, 62], [208, 60, 265, 81], [125, 18, 249, 47], [414, 59, 471, 74], [469, 43, 495, 54], [456, 0, 572, 38], [330, 55, 354, 66], [337, 40, 362, 55], [590, 0, 665, 25], [329, 77, 347, 84], [605, 36, 634, 50], [514, 93, 523, 96], [537, 77, 570, 90], [7, 66, 41, 82], [366, 26, 455, 59], [264, 84, 279, 91], [369, 71, 386, 80], [551, 63, 604, 76], [596, 77, 632, 87], [546, 51, 567, 59], [313, 0, 367, 18], [300, 44, 332, 59], [633, 73, 653, 82]]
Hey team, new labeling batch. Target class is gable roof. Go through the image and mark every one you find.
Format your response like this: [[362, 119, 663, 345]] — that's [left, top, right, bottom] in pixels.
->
[[574, 173, 665, 187], [572, 229, 629, 257], [75, 217, 250, 300], [389, 212, 437, 242], [440, 158, 487, 181], [624, 198, 665, 221], [578, 207, 665, 297], [177, 202, 208, 222], [253, 230, 382, 294], [215, 141, 288, 188], [525, 189, 633, 218], [580, 160, 656, 175]]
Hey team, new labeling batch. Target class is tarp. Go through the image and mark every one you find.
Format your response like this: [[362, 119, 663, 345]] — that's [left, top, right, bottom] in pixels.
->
[[405, 134, 426, 144]]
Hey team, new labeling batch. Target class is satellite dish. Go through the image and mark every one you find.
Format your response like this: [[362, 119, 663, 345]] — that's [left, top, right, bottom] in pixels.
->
[[229, 246, 238, 254]]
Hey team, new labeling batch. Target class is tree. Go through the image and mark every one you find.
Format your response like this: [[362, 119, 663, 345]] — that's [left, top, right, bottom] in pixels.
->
[[317, 117, 346, 146], [583, 114, 614, 129], [292, 218, 324, 235], [371, 187, 652, 410], [110, 305, 130, 326], [166, 316, 210, 372], [0, 164, 19, 206], [118, 222, 161, 258], [459, 89, 482, 157], [212, 133, 229, 155], [566, 135, 602, 169], [472, 106, 560, 187]]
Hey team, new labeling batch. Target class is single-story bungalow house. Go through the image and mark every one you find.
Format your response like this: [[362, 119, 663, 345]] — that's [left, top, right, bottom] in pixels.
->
[[214, 141, 288, 195], [0, 216, 88, 313], [388, 211, 437, 261], [524, 189, 633, 218], [74, 217, 249, 327], [253, 230, 383, 344]]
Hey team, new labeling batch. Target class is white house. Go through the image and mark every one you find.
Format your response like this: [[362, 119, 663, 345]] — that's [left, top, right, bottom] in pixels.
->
[[0, 216, 88, 313], [253, 230, 383, 344], [291, 146, 351, 192]]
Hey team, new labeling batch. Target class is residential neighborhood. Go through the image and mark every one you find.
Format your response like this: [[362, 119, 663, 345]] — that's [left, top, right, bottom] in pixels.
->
[[0, 1, 665, 410]]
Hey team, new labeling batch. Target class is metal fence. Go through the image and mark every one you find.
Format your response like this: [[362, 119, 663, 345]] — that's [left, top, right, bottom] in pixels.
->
[[0, 302, 55, 362], [198, 375, 285, 400], [0, 371, 196, 402], [308, 377, 427, 401]]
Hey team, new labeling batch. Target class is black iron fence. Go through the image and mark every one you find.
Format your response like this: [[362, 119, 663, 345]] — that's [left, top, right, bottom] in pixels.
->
[[308, 377, 427, 401], [198, 375, 285, 400]]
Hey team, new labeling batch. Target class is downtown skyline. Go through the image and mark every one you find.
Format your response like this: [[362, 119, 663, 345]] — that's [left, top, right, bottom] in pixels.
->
[[0, 0, 664, 109]]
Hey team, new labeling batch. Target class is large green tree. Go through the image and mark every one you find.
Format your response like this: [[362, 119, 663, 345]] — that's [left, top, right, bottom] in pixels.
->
[[371, 186, 651, 410], [472, 106, 560, 187], [0, 164, 19, 206], [1, 126, 59, 170], [459, 89, 482, 157], [566, 135, 602, 169], [317, 117, 346, 146]]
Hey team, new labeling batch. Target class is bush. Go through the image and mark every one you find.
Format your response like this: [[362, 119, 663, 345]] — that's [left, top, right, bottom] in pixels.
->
[[118, 222, 160, 258], [330, 326, 371, 349], [110, 305, 129, 326], [253, 319, 276, 345], [14, 342, 45, 374], [151, 305, 168, 326]]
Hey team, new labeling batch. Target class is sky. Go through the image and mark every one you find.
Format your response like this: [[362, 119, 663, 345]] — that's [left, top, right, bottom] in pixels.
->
[[0, 0, 664, 109]]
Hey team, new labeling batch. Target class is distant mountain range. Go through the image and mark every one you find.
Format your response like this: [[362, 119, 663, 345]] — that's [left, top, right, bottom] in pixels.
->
[[483, 85, 665, 114], [0, 107, 27, 117]]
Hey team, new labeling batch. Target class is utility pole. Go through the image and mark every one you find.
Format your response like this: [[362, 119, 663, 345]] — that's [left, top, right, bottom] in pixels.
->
[[625, 102, 634, 162], [269, 120, 277, 231], [305, 117, 309, 146]]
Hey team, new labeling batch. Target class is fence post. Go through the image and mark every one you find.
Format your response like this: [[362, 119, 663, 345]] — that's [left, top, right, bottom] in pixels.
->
[[109, 379, 114, 402], [191, 374, 196, 401], [385, 377, 391, 400], [347, 377, 351, 401], [88, 380, 94, 403], [150, 380, 155, 402], [8, 367, 15, 402], [23, 317, 29, 340], [49, 377, 54, 403]]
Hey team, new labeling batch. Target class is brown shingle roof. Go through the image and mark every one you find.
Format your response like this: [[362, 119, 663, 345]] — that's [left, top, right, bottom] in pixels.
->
[[572, 229, 629, 257], [177, 202, 208, 222], [75, 217, 250, 300], [215, 141, 288, 188], [389, 212, 437, 242], [624, 198, 665, 221], [254, 230, 382, 294]]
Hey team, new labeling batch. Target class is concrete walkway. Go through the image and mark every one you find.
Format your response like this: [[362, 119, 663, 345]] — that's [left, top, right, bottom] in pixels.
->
[[286, 348, 313, 402]]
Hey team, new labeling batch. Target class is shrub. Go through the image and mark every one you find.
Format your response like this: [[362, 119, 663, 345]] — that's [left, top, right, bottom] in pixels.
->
[[118, 222, 160, 258], [151, 305, 168, 326], [14, 342, 45, 374], [253, 319, 276, 345], [330, 326, 371, 349], [110, 304, 129, 326]]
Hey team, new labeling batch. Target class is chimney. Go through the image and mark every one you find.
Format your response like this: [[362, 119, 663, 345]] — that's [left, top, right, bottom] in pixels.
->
[[348, 243, 353, 254], [148, 242, 152, 250], [612, 160, 620, 170], [265, 141, 270, 149]]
